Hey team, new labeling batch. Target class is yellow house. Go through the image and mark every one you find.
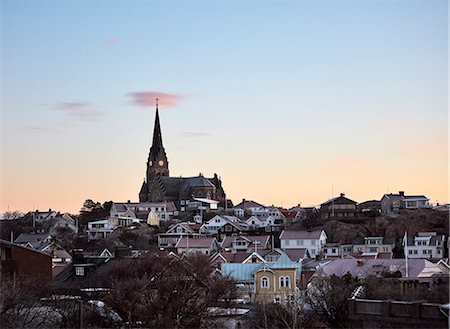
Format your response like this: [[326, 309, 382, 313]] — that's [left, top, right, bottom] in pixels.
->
[[254, 253, 298, 304]]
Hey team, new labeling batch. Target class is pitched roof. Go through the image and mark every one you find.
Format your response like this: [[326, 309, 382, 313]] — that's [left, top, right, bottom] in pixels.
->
[[283, 248, 308, 262], [280, 229, 324, 240], [234, 200, 264, 209], [321, 194, 357, 206], [214, 252, 254, 264], [175, 237, 216, 249], [221, 263, 263, 282], [319, 259, 441, 278], [221, 235, 270, 249], [14, 233, 53, 250]]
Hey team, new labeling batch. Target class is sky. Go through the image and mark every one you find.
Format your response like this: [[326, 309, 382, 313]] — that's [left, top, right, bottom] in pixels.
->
[[1, 0, 448, 214]]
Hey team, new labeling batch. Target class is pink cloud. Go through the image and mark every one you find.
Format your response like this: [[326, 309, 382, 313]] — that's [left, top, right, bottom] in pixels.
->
[[54, 102, 104, 121], [104, 38, 118, 45], [128, 91, 185, 108]]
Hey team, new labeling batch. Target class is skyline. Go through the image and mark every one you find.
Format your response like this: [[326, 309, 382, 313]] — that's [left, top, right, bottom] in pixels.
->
[[1, 0, 448, 213]]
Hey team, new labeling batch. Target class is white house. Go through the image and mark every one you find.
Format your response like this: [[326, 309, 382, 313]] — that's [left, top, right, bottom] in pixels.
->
[[352, 237, 394, 254], [252, 206, 285, 221], [279, 229, 327, 258], [199, 215, 242, 235], [406, 232, 446, 259], [86, 219, 117, 240], [110, 201, 177, 223], [158, 222, 202, 248], [245, 215, 275, 228], [221, 235, 271, 253]]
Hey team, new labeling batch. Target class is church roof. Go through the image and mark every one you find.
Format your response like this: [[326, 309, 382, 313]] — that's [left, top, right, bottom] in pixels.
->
[[182, 176, 215, 189], [139, 181, 148, 195]]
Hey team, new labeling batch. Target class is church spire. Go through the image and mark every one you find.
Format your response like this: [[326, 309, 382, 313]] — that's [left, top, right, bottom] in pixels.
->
[[151, 98, 163, 153]]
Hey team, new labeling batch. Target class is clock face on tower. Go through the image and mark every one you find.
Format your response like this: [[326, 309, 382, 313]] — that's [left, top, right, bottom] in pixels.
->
[[158, 160, 164, 166]]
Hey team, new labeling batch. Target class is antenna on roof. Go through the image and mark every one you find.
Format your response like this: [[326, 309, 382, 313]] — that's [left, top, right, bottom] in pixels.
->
[[156, 98, 159, 109]]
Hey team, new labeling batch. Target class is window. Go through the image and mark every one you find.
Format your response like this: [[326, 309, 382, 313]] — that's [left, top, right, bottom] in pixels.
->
[[422, 250, 427, 255], [261, 276, 269, 289], [75, 267, 84, 276], [279, 276, 290, 289], [285, 240, 290, 247], [311, 240, 316, 246], [324, 248, 328, 253], [408, 250, 412, 255], [414, 250, 418, 255], [332, 248, 336, 253]]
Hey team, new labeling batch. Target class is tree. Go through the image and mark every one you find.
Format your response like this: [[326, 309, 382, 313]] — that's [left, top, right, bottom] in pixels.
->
[[88, 253, 236, 328], [306, 273, 360, 329]]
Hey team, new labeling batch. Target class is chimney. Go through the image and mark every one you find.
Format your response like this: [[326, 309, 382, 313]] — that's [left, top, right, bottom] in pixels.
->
[[242, 198, 245, 204], [399, 191, 405, 197], [340, 193, 345, 197], [49, 208, 52, 212], [357, 260, 364, 267], [127, 200, 131, 203]]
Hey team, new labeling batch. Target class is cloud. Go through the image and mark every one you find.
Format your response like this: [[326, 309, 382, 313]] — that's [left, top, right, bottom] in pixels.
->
[[23, 124, 65, 135], [104, 38, 118, 45], [54, 102, 104, 121], [178, 132, 211, 138], [128, 91, 185, 108]]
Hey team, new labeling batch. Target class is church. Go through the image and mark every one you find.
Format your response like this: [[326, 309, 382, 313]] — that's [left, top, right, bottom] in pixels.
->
[[139, 102, 228, 210]]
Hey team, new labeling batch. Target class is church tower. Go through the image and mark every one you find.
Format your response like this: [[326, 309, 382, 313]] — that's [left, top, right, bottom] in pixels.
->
[[146, 100, 169, 178], [139, 100, 169, 202]]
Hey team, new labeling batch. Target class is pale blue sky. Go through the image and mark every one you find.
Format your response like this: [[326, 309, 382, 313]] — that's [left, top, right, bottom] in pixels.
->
[[1, 0, 448, 212]]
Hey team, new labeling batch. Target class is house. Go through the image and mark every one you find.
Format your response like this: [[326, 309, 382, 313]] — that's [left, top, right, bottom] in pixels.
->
[[86, 219, 117, 240], [0, 239, 52, 286], [433, 203, 450, 212], [26, 209, 58, 222], [252, 206, 285, 223], [199, 215, 241, 235], [14, 233, 72, 266], [233, 199, 264, 215], [381, 191, 430, 215], [217, 221, 249, 240], [269, 248, 310, 263], [357, 200, 381, 217], [320, 193, 357, 219], [279, 229, 327, 258], [323, 243, 342, 258], [316, 258, 445, 279], [158, 222, 202, 248], [110, 201, 178, 223], [352, 237, 394, 254], [221, 235, 271, 253], [244, 215, 275, 228], [406, 232, 446, 259], [45, 214, 78, 235], [175, 237, 219, 255], [221, 252, 301, 304], [289, 206, 319, 222]]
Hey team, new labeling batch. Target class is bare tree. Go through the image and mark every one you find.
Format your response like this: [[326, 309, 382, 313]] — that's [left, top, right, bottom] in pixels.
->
[[306, 273, 360, 329]]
